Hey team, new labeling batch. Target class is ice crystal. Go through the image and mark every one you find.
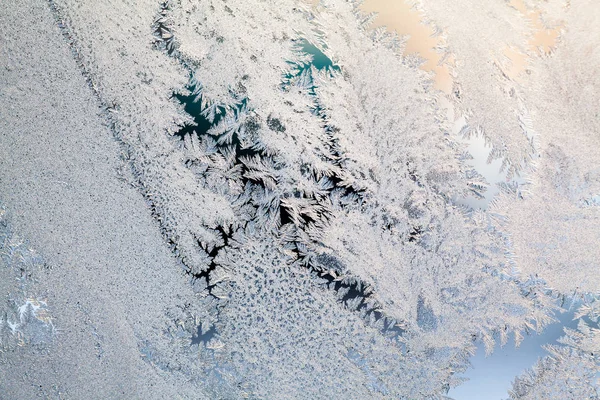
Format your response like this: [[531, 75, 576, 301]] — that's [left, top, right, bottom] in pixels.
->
[[0, 206, 55, 352]]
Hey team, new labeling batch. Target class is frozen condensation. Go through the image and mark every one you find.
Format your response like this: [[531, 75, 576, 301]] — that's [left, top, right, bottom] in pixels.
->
[[1, 0, 598, 398]]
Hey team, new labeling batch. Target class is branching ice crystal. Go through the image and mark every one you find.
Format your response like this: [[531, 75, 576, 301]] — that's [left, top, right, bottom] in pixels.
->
[[0, 205, 55, 353]]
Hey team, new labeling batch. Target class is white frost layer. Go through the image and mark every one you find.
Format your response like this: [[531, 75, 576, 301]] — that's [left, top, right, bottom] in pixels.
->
[[494, 0, 600, 293], [418, 0, 535, 178], [0, 0, 205, 398], [2, 0, 597, 398], [52, 0, 235, 273]]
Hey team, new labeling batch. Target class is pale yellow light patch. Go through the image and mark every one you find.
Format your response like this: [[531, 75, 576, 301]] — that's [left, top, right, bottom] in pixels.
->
[[502, 46, 529, 80], [303, 0, 319, 9], [359, 0, 453, 94], [502, 0, 563, 78], [529, 17, 562, 54]]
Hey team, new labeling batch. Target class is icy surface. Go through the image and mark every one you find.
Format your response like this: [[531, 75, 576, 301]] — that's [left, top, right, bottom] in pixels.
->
[[1, 1, 205, 397], [493, 0, 600, 294], [1, 0, 599, 398], [450, 306, 597, 399], [0, 207, 55, 352]]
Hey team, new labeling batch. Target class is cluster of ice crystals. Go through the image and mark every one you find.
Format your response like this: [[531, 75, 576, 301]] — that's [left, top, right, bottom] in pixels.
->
[[0, 206, 55, 352], [31, 0, 599, 397], [510, 317, 600, 399]]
